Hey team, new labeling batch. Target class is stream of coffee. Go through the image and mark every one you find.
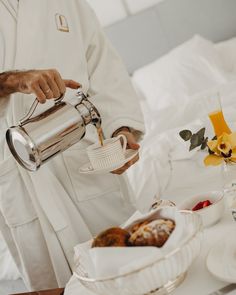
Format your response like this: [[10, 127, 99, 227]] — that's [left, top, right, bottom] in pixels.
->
[[97, 127, 104, 146]]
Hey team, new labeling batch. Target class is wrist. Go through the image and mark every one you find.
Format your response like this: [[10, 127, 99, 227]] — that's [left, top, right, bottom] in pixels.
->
[[0, 71, 21, 97]]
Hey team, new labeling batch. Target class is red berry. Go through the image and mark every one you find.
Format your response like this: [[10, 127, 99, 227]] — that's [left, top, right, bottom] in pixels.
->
[[202, 200, 212, 208], [192, 199, 212, 211], [192, 201, 204, 211]]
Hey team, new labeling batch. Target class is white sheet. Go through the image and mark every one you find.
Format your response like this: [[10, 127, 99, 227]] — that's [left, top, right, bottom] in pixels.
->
[[128, 80, 236, 211], [127, 35, 236, 211], [215, 37, 236, 73], [127, 37, 236, 210]]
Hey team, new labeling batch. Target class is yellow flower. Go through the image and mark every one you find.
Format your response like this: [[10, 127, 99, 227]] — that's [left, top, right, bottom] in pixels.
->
[[204, 132, 236, 166]]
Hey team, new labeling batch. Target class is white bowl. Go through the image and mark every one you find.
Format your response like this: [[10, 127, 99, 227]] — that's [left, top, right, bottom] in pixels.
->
[[179, 191, 225, 228], [74, 211, 202, 295]]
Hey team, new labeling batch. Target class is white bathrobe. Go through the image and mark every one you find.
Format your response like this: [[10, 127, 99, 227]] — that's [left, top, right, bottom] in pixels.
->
[[0, 0, 144, 290]]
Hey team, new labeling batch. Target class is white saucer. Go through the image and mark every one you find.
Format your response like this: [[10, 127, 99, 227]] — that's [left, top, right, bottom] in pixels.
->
[[79, 149, 139, 175], [206, 234, 236, 283]]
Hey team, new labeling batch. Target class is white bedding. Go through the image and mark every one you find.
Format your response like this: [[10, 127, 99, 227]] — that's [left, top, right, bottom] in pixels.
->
[[128, 35, 236, 211], [131, 82, 236, 200], [1, 34, 236, 289], [132, 36, 227, 112]]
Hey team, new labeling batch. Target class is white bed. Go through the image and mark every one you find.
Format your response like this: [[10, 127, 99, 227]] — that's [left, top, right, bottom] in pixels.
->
[[1, 0, 236, 293], [127, 35, 236, 210]]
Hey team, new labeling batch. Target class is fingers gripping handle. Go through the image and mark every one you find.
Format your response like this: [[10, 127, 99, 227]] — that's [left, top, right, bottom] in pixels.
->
[[19, 93, 64, 125]]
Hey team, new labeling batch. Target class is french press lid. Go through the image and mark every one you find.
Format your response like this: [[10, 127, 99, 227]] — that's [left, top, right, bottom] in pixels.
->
[[6, 126, 40, 171]]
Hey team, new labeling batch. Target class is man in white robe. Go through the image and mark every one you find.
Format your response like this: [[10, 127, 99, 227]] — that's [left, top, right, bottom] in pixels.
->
[[0, 0, 145, 291]]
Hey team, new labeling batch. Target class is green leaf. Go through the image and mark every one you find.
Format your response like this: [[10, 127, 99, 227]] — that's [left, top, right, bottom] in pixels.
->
[[189, 134, 200, 151], [179, 130, 192, 141], [189, 143, 196, 151], [196, 128, 205, 141], [201, 137, 208, 150]]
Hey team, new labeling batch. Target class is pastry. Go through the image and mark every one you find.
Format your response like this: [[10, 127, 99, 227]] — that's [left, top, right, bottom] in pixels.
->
[[92, 218, 175, 248], [129, 220, 150, 233], [92, 227, 130, 247], [129, 219, 175, 247]]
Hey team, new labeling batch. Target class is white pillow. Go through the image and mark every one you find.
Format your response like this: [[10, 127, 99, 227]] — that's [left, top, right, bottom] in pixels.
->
[[215, 37, 236, 73], [132, 35, 227, 113]]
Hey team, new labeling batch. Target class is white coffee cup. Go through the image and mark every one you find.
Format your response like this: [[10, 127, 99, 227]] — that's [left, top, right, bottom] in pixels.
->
[[86, 134, 127, 170]]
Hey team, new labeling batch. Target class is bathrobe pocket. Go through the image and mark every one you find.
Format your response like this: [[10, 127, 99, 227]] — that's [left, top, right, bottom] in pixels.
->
[[0, 156, 37, 227]]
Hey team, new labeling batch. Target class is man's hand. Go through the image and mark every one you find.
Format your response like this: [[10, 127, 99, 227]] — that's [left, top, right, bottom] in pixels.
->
[[0, 69, 81, 103], [111, 128, 140, 175]]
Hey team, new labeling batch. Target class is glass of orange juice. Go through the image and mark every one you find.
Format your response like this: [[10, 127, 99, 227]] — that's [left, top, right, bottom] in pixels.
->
[[207, 92, 231, 137], [206, 93, 236, 220]]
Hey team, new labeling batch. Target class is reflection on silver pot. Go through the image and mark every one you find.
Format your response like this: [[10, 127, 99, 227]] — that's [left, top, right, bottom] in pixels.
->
[[6, 89, 102, 172]]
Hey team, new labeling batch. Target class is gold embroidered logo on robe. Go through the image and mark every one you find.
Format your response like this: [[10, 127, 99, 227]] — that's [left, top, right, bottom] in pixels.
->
[[55, 14, 69, 32]]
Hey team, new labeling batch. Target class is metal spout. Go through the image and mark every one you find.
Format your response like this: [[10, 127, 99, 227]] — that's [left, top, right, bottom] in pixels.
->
[[75, 89, 102, 128]]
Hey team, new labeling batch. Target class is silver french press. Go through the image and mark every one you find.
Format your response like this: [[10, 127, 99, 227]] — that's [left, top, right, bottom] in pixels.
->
[[6, 89, 102, 171]]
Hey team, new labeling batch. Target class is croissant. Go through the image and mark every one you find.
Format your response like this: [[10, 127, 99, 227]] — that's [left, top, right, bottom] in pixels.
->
[[129, 219, 175, 247], [92, 227, 130, 247]]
